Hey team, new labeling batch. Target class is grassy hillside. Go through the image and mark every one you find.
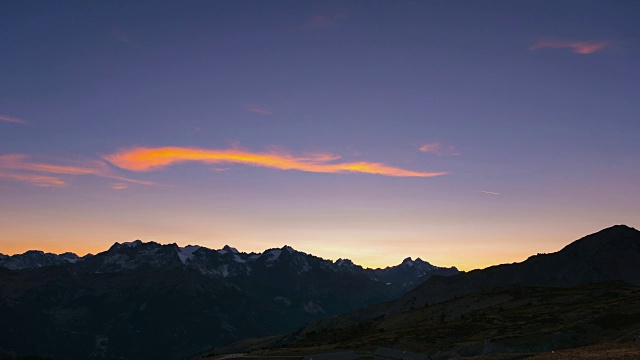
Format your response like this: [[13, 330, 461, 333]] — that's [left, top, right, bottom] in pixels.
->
[[210, 282, 640, 359]]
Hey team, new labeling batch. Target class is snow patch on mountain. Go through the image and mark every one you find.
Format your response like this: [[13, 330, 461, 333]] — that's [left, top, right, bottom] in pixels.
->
[[303, 301, 325, 314], [121, 240, 142, 248], [178, 245, 201, 264], [402, 257, 414, 267], [266, 249, 282, 262], [273, 296, 292, 306], [218, 245, 239, 255], [219, 264, 230, 277]]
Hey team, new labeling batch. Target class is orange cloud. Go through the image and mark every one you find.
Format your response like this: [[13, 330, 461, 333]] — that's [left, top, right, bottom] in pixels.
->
[[247, 106, 273, 115], [419, 142, 459, 156], [530, 39, 610, 54], [0, 115, 27, 124], [105, 146, 446, 178], [0, 154, 153, 187]]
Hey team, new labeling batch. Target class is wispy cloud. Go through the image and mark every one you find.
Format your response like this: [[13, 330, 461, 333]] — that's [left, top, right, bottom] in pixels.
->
[[480, 190, 500, 195], [0, 115, 28, 124], [111, 183, 128, 190], [419, 142, 460, 156], [530, 39, 610, 54], [304, 7, 348, 29], [105, 146, 446, 178], [0, 171, 65, 187], [247, 105, 273, 115], [0, 154, 152, 188], [109, 26, 135, 47]]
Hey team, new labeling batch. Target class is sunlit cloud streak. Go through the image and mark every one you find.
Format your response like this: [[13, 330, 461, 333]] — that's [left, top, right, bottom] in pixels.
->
[[247, 106, 273, 115], [111, 183, 128, 190], [530, 39, 610, 54], [0, 115, 27, 124], [480, 191, 500, 195], [105, 146, 446, 177], [0, 154, 153, 187], [419, 142, 459, 156]]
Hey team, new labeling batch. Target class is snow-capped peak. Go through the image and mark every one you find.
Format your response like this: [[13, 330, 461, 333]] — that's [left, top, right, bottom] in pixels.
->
[[265, 248, 282, 262], [335, 258, 355, 267], [178, 245, 201, 264], [110, 240, 143, 250], [401, 257, 414, 266], [122, 240, 142, 248], [218, 245, 239, 255]]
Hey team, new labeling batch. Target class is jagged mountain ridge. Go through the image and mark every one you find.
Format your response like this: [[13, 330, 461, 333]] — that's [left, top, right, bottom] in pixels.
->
[[0, 250, 86, 270], [0, 240, 458, 284], [0, 240, 457, 360]]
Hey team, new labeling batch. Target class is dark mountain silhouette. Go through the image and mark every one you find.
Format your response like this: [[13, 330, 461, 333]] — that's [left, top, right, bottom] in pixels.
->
[[0, 241, 456, 360], [300, 225, 640, 332]]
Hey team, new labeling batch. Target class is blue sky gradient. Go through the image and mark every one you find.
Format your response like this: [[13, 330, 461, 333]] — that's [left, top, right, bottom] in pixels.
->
[[1, 1, 639, 269]]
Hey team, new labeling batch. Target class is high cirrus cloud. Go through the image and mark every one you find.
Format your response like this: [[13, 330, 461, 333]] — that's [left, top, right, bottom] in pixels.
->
[[0, 172, 66, 187], [419, 142, 459, 156], [247, 105, 273, 115], [105, 146, 446, 178], [530, 39, 610, 54], [0, 115, 28, 124], [0, 154, 152, 187]]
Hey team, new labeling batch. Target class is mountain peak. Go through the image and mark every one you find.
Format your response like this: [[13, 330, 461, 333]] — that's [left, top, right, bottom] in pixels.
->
[[559, 224, 640, 256], [401, 257, 414, 266], [335, 258, 355, 267], [221, 245, 239, 254], [110, 240, 143, 251], [282, 245, 296, 254]]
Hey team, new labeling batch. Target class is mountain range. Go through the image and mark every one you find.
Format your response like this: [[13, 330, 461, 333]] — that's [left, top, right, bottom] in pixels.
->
[[2, 225, 639, 360], [0, 241, 457, 360]]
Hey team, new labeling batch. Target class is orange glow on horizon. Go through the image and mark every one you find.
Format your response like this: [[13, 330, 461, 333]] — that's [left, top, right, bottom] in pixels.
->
[[104, 146, 447, 177]]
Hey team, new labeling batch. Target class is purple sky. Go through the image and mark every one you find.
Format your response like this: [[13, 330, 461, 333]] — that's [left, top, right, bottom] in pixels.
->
[[1, 1, 639, 270]]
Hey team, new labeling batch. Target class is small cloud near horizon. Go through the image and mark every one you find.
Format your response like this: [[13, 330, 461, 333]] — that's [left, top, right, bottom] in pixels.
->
[[0, 115, 28, 124], [530, 38, 610, 54], [419, 142, 460, 156], [480, 190, 500, 195], [105, 145, 447, 178]]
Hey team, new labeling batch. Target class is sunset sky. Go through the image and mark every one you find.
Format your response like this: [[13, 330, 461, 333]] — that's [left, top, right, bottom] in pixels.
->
[[1, 1, 639, 270]]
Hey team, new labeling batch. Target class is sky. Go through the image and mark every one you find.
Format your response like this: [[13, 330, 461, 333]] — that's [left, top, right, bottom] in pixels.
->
[[1, 1, 639, 271]]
